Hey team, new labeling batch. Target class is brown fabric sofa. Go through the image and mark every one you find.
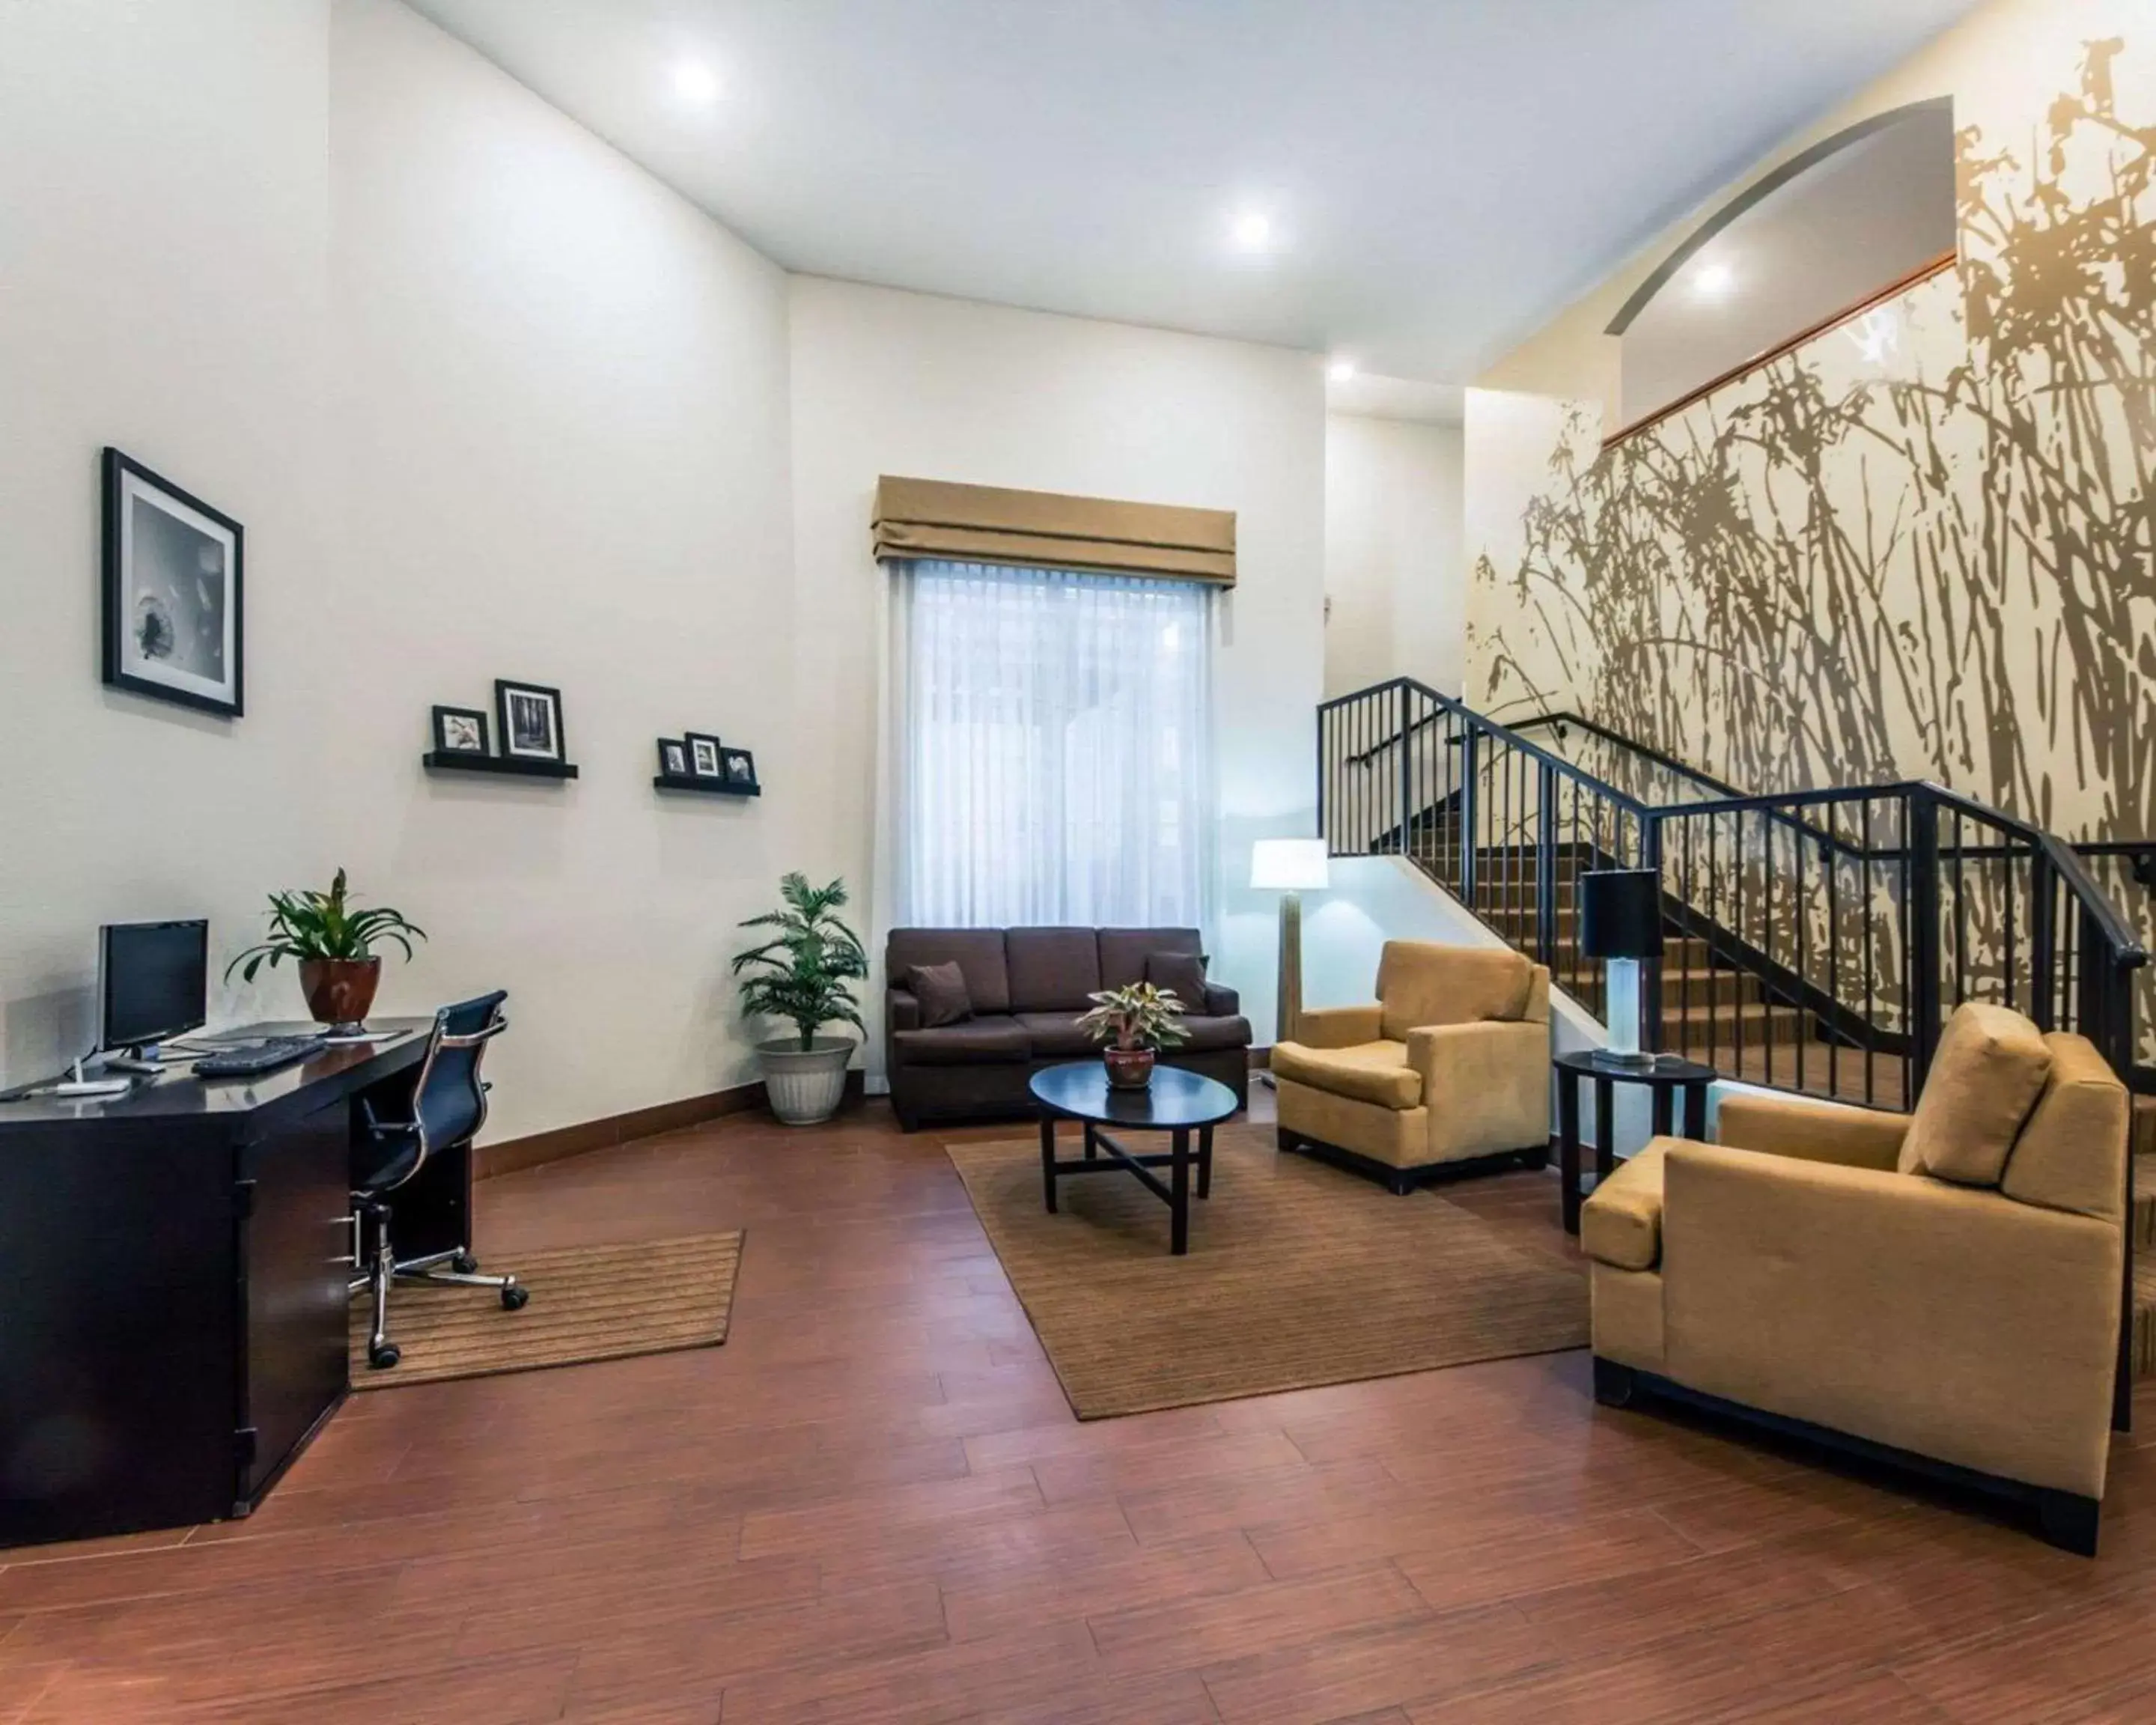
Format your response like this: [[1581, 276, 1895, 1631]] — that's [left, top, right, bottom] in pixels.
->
[[884, 927, 1250, 1130], [1583, 1002, 2130, 1554], [1270, 940, 1552, 1193]]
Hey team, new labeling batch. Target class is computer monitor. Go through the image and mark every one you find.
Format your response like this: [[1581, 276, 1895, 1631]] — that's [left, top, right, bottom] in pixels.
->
[[98, 919, 209, 1054]]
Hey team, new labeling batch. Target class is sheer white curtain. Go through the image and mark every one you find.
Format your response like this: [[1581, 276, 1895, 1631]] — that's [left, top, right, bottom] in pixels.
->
[[889, 559, 1214, 928]]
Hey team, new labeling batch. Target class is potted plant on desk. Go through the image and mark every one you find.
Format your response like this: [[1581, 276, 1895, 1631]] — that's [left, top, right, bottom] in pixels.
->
[[732, 873, 868, 1125], [1077, 982, 1189, 1089], [228, 868, 427, 1033]]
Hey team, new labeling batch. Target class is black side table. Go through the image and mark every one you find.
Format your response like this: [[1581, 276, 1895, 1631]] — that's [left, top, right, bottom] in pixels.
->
[[1553, 1049, 1717, 1235]]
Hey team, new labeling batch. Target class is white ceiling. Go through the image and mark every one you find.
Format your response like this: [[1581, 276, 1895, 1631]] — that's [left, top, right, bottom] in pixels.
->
[[404, 0, 1983, 383]]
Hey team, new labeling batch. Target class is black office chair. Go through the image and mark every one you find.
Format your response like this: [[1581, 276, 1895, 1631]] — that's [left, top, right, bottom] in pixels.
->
[[351, 990, 528, 1369]]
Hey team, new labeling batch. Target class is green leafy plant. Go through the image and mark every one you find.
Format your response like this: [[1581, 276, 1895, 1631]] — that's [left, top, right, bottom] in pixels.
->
[[1076, 982, 1189, 1052], [731, 873, 868, 1050], [226, 868, 427, 982]]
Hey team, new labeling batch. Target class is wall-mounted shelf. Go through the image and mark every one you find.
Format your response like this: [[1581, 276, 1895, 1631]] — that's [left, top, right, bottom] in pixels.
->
[[654, 773, 759, 797], [424, 751, 579, 780]]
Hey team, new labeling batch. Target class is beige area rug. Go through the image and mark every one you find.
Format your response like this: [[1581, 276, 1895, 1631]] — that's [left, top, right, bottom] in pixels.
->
[[948, 1126, 1586, 1418], [350, 1232, 743, 1390]]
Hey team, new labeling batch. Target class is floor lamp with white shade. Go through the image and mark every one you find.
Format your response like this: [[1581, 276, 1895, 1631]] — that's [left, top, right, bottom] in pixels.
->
[[1249, 838, 1330, 1081]]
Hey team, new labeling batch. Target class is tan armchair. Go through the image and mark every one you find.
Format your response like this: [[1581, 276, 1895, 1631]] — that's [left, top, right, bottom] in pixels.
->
[[1583, 1002, 2129, 1554], [1271, 941, 1552, 1193]]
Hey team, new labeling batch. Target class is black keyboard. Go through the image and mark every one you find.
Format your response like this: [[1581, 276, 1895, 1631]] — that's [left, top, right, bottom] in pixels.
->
[[192, 1035, 329, 1079]]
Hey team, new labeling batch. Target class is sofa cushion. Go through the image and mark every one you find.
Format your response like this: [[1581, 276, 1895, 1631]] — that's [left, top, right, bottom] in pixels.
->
[[1582, 1140, 1670, 1271], [892, 1015, 1031, 1066], [1014, 1011, 1097, 1058], [886, 928, 1011, 1014], [1269, 1039, 1420, 1110], [1899, 1001, 2053, 1187], [907, 962, 973, 1029], [1376, 942, 1532, 1040], [1145, 950, 1209, 1011], [1175, 1013, 1252, 1053], [1005, 928, 1103, 1011], [2000, 1032, 2129, 1223], [1098, 927, 1202, 990]]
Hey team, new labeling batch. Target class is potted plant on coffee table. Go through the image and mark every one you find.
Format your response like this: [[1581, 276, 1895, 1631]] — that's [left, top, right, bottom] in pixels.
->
[[731, 872, 868, 1125], [228, 868, 427, 1032], [1077, 981, 1189, 1089]]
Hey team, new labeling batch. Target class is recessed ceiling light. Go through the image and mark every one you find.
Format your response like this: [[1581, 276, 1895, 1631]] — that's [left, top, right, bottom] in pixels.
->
[[1230, 210, 1273, 252], [1327, 358, 1356, 382], [1692, 261, 1735, 298], [673, 61, 721, 104]]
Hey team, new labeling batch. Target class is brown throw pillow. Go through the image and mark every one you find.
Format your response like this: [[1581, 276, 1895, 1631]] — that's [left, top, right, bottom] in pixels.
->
[[907, 962, 973, 1029], [1145, 951, 1209, 1011], [1898, 1001, 2053, 1187]]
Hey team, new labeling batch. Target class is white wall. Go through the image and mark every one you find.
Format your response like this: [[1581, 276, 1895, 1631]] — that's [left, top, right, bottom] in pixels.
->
[[0, 0, 336, 1083], [1322, 413, 1464, 699], [787, 277, 1329, 1049]]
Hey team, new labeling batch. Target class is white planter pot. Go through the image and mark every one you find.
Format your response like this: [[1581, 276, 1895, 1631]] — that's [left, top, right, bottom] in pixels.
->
[[756, 1035, 855, 1125]]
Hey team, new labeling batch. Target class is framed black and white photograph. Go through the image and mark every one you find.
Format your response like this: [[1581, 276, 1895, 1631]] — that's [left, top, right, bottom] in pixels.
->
[[657, 737, 689, 777], [496, 680, 565, 763], [720, 746, 758, 788], [433, 705, 490, 756], [103, 448, 244, 717], [684, 731, 724, 779]]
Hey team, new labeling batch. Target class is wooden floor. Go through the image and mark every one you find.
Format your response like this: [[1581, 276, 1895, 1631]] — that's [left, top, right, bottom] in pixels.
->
[[7, 1097, 2156, 1724]]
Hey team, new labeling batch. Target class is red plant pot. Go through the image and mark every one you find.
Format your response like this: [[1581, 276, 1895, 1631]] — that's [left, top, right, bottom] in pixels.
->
[[299, 957, 381, 1030], [1103, 1046, 1156, 1090]]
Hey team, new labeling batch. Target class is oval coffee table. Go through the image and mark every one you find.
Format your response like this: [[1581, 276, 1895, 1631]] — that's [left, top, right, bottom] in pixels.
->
[[1029, 1062, 1240, 1256]]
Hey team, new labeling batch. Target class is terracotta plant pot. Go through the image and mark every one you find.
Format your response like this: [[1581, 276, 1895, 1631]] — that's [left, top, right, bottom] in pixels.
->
[[1103, 1046, 1156, 1090], [299, 957, 381, 1030]]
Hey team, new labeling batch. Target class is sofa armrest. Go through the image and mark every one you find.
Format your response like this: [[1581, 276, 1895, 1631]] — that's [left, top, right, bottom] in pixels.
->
[[1716, 1092, 1910, 1171], [1293, 1005, 1383, 1049], [886, 989, 922, 1034], [1662, 1143, 2122, 1497], [1202, 982, 1240, 1016], [1406, 1018, 1551, 1159]]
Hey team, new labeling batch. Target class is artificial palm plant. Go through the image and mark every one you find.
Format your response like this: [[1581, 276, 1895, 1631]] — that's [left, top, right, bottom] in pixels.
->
[[731, 873, 868, 1051]]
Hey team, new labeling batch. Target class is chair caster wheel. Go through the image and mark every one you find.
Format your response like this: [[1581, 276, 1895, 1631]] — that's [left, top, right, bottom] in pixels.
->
[[368, 1343, 401, 1370], [451, 1251, 479, 1274], [501, 1284, 529, 1311]]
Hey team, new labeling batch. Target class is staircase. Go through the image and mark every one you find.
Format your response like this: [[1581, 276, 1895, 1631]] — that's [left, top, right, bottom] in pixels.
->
[[1318, 676, 2155, 1399]]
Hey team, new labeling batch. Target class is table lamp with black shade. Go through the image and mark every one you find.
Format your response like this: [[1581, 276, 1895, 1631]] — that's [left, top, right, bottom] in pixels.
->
[[1581, 868, 1663, 1069]]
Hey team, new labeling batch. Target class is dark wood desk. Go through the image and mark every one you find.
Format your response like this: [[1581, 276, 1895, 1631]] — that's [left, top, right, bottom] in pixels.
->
[[0, 1020, 449, 1549]]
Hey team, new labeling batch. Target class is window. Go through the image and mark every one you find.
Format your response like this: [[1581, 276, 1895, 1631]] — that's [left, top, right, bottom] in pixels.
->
[[889, 559, 1213, 928]]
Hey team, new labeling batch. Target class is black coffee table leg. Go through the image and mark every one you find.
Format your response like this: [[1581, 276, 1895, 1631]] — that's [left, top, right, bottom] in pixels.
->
[[1558, 1068, 1583, 1234], [1198, 1125, 1213, 1199], [1083, 1121, 1097, 1160], [1171, 1128, 1190, 1256], [1039, 1113, 1058, 1214]]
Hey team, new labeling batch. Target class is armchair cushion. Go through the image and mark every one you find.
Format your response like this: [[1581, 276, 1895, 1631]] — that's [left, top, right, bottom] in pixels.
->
[[1269, 1039, 1419, 1110], [1376, 942, 1532, 1040], [1716, 1092, 1910, 1171], [1898, 1002, 2053, 1187], [906, 961, 973, 1029], [1581, 1140, 1670, 1271]]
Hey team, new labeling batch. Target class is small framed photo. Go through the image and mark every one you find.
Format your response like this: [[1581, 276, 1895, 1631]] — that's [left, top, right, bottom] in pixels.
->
[[103, 448, 244, 717], [684, 731, 725, 779], [657, 737, 689, 777], [496, 679, 565, 762], [720, 746, 758, 788], [433, 705, 490, 756]]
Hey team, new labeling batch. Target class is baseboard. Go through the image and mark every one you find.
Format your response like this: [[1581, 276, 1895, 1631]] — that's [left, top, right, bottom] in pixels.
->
[[476, 1070, 869, 1178]]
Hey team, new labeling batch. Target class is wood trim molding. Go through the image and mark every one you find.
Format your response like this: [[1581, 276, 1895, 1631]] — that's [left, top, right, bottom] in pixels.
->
[[1603, 247, 1958, 451], [475, 1071, 868, 1178]]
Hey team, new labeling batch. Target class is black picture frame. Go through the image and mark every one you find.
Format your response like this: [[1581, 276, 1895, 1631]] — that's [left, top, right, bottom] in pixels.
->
[[433, 705, 490, 756], [719, 746, 758, 788], [657, 737, 689, 777], [102, 448, 245, 718], [496, 679, 566, 763], [683, 731, 725, 779]]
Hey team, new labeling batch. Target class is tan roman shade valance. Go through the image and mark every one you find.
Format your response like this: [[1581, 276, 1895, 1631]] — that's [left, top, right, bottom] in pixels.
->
[[872, 476, 1236, 585]]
